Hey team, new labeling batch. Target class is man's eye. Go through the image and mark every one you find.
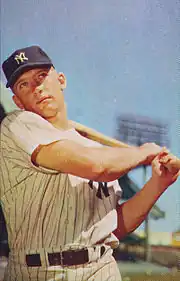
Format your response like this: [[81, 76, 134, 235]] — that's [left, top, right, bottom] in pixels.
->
[[38, 72, 47, 79], [19, 81, 28, 89]]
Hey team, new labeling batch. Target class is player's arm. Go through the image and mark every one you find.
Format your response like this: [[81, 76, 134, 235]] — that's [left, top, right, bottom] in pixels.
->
[[114, 178, 166, 239], [34, 140, 161, 182], [114, 151, 179, 240], [4, 111, 161, 181]]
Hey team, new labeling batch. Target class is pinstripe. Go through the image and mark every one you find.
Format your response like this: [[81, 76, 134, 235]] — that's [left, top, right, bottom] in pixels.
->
[[92, 188, 102, 227], [74, 180, 85, 241], [87, 185, 95, 228], [106, 188, 114, 210], [9, 263, 13, 281], [19, 187, 25, 281], [64, 186, 71, 246], [17, 251, 23, 281], [27, 266, 32, 281], [1, 152, 13, 200], [62, 176, 71, 246], [74, 265, 78, 281], [44, 266, 48, 281], [56, 175, 69, 246], [22, 196, 30, 281], [20, 170, 33, 216], [98, 187, 109, 219], [72, 181, 80, 240], [79, 182, 86, 246], [52, 247, 56, 281], [29, 175, 47, 248], [85, 185, 96, 246], [80, 264, 85, 281], [43, 176, 63, 247], [13, 196, 19, 280], [45, 200, 57, 248], [41, 175, 55, 249], [72, 177, 82, 241], [79, 183, 86, 281], [13, 252, 17, 281], [81, 182, 87, 232], [35, 250, 41, 281], [24, 173, 39, 248], [41, 176, 56, 247], [72, 181, 79, 242], [0, 157, 7, 198], [16, 166, 25, 180]]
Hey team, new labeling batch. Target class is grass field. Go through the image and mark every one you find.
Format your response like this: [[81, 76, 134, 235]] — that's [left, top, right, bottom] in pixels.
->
[[121, 273, 180, 281], [118, 260, 179, 281]]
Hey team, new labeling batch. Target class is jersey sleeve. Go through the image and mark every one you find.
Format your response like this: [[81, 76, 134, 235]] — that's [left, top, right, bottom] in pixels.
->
[[1, 110, 73, 173]]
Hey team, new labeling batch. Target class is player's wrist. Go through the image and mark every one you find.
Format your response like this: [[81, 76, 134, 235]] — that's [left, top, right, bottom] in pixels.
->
[[137, 146, 152, 166], [150, 172, 179, 192], [148, 176, 169, 193]]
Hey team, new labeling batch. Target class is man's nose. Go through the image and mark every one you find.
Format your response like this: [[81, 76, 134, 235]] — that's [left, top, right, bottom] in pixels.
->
[[33, 81, 44, 96]]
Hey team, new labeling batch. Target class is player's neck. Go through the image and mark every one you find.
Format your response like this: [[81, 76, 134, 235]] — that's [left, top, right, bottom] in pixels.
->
[[47, 108, 73, 131]]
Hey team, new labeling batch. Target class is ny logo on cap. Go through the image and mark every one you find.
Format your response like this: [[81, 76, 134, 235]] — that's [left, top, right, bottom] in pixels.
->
[[14, 52, 28, 64]]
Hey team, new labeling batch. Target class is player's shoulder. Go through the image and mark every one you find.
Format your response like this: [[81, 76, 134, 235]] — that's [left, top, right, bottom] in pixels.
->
[[1, 110, 47, 129], [1, 110, 20, 129]]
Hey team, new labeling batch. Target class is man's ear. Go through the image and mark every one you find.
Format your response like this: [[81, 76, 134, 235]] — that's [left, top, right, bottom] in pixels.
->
[[58, 73, 67, 90], [12, 95, 25, 109]]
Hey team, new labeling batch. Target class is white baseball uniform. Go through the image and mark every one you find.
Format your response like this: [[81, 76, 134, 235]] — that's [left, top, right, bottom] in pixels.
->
[[0, 110, 122, 281]]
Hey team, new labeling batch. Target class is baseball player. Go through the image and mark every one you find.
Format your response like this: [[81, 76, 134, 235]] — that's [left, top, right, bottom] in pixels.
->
[[0, 46, 179, 281]]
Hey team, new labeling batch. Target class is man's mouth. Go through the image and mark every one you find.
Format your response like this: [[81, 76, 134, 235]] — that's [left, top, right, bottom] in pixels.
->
[[37, 96, 53, 104]]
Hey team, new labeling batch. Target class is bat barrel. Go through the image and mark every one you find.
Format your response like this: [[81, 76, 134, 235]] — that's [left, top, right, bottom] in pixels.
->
[[71, 121, 130, 148]]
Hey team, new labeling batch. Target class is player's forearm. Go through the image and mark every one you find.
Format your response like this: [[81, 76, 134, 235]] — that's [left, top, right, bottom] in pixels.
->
[[177, 160, 180, 169], [114, 177, 168, 240], [35, 141, 148, 182], [174, 159, 180, 169], [92, 146, 148, 181]]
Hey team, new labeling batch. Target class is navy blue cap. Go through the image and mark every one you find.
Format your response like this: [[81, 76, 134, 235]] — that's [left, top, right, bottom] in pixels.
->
[[2, 46, 53, 88]]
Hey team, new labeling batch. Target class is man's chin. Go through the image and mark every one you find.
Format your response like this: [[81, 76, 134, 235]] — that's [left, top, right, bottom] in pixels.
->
[[34, 105, 57, 118], [42, 111, 58, 119], [40, 103, 59, 115]]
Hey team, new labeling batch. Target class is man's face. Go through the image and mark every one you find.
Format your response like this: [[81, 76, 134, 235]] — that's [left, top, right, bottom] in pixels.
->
[[12, 66, 66, 118]]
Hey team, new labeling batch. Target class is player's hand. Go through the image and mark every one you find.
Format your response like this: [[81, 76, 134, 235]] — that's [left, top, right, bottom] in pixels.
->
[[151, 151, 179, 189], [159, 152, 180, 173], [140, 143, 163, 165]]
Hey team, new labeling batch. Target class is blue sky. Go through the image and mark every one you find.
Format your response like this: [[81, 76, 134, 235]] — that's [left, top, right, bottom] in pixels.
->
[[1, 0, 179, 232]]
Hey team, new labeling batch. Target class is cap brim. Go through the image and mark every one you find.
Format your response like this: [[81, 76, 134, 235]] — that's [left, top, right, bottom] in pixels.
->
[[6, 62, 53, 88]]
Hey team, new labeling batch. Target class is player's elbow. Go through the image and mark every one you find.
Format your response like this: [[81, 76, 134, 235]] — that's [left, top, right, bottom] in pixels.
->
[[89, 162, 106, 181], [89, 158, 115, 182], [81, 149, 109, 181]]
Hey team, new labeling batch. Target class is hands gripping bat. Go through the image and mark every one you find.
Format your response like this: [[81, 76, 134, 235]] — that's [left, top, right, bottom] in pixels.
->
[[159, 151, 180, 173]]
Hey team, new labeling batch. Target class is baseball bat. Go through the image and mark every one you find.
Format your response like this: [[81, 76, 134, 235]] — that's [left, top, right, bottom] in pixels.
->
[[71, 120, 131, 148]]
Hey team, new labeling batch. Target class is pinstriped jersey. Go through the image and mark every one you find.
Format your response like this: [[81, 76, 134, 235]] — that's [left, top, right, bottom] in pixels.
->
[[0, 110, 122, 279]]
